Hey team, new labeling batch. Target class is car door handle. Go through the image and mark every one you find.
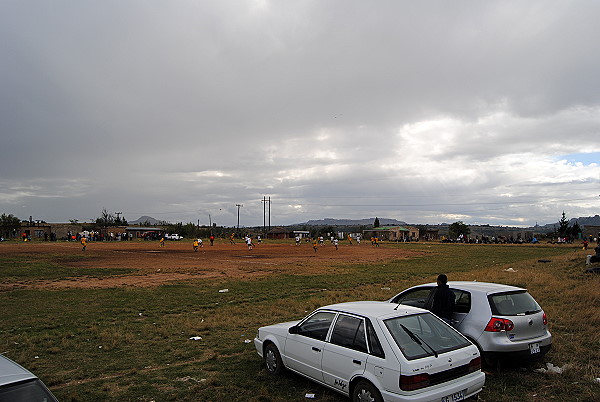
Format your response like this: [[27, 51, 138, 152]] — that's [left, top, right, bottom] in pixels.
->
[[353, 359, 362, 365], [312, 347, 321, 352]]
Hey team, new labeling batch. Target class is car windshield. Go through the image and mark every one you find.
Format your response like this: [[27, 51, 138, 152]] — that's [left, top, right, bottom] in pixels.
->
[[0, 379, 56, 402], [489, 291, 541, 316], [384, 313, 471, 360]]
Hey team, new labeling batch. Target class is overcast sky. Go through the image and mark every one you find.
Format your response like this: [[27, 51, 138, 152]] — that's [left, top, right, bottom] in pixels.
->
[[1, 1, 599, 228]]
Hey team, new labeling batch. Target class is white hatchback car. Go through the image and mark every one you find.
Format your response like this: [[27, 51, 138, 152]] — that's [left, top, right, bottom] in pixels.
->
[[388, 282, 551, 366], [0, 354, 58, 401], [255, 301, 485, 402]]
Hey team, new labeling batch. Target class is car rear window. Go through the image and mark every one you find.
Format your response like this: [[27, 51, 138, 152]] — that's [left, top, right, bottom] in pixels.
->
[[384, 313, 471, 360], [489, 291, 541, 316], [0, 378, 56, 402]]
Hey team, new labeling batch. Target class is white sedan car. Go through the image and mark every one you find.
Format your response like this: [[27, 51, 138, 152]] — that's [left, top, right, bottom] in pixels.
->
[[388, 282, 552, 366], [255, 301, 485, 402], [0, 354, 58, 401]]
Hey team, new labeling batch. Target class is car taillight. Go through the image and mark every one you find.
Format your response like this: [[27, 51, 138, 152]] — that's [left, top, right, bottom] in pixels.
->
[[468, 356, 481, 373], [543, 312, 547, 325], [400, 373, 430, 391], [484, 317, 514, 332]]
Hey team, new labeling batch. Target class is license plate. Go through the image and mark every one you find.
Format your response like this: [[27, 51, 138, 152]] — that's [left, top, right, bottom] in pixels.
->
[[441, 390, 464, 402], [530, 342, 541, 354]]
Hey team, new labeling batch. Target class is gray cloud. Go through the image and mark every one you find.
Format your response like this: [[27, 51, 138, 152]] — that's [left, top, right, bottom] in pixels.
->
[[1, 1, 599, 227]]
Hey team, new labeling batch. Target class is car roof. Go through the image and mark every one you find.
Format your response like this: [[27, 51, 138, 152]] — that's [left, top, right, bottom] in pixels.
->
[[416, 281, 526, 294], [319, 301, 428, 319], [0, 355, 37, 387]]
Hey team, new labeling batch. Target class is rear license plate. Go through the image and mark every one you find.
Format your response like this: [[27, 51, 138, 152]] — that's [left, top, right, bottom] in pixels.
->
[[529, 342, 541, 354], [441, 390, 464, 402]]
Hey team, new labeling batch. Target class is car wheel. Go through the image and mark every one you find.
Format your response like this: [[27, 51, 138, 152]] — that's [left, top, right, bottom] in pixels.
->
[[264, 343, 284, 375], [352, 380, 382, 402]]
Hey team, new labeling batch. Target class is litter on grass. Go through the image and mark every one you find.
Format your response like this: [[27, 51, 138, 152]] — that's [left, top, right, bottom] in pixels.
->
[[244, 339, 252, 343], [176, 376, 200, 383], [534, 362, 567, 374], [504, 267, 517, 272], [305, 394, 315, 399], [189, 336, 202, 341], [218, 288, 229, 293]]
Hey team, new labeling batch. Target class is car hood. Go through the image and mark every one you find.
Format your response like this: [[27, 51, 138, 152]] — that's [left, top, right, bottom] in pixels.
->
[[260, 320, 300, 333]]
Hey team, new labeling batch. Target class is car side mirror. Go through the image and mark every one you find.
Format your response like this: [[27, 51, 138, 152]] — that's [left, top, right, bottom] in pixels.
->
[[288, 326, 299, 334]]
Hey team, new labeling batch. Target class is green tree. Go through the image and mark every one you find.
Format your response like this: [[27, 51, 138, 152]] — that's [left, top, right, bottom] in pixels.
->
[[570, 221, 582, 239], [373, 217, 380, 228], [449, 221, 470, 239], [557, 211, 570, 237], [94, 208, 119, 233], [0, 213, 21, 238]]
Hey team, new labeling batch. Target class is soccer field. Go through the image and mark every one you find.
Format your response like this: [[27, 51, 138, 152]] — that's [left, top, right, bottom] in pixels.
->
[[1, 240, 598, 401]]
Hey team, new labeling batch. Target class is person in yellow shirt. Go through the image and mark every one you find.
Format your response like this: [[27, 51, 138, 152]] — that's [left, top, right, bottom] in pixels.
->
[[160, 237, 165, 247], [81, 237, 87, 251], [193, 239, 199, 252]]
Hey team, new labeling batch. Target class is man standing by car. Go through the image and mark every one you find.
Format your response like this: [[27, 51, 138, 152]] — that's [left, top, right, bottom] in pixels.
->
[[431, 274, 455, 324]]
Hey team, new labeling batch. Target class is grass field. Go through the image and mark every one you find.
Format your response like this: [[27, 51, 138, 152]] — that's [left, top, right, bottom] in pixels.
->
[[1, 240, 599, 401]]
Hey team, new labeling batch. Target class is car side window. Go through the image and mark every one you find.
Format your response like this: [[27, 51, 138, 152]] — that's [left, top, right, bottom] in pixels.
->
[[367, 319, 385, 358], [392, 288, 433, 309], [453, 290, 471, 314], [297, 311, 336, 341], [330, 314, 368, 353]]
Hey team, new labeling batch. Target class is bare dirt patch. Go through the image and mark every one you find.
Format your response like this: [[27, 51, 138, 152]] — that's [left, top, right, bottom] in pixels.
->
[[1, 240, 422, 289]]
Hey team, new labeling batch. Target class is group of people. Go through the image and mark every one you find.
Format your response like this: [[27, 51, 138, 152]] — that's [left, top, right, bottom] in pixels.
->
[[295, 234, 363, 250]]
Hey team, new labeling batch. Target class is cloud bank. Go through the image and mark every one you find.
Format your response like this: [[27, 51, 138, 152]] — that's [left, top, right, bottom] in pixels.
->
[[1, 1, 599, 226]]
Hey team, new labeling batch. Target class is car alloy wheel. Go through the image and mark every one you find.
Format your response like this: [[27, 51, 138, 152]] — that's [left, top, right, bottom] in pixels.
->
[[353, 381, 382, 402], [264, 344, 283, 375]]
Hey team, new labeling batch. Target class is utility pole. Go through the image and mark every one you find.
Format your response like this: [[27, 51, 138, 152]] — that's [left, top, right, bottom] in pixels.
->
[[262, 196, 272, 238], [236, 204, 243, 231], [262, 196, 267, 237]]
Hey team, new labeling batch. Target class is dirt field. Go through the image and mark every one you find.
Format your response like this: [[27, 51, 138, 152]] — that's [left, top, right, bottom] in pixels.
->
[[1, 240, 423, 290]]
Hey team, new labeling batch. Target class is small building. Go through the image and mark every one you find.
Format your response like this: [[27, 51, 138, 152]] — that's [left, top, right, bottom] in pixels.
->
[[125, 227, 165, 239], [363, 226, 420, 242], [292, 230, 311, 239], [19, 222, 52, 240], [267, 227, 291, 239], [419, 228, 440, 241]]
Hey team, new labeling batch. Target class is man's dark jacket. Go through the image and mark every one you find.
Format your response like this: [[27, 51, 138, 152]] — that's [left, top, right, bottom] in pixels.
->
[[431, 284, 455, 320]]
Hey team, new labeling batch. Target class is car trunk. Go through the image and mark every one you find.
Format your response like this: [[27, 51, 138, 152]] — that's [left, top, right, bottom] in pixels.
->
[[506, 311, 547, 341], [488, 290, 548, 341]]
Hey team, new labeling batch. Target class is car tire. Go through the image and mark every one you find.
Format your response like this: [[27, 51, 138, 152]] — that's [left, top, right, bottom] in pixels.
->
[[352, 380, 383, 402], [264, 343, 284, 375]]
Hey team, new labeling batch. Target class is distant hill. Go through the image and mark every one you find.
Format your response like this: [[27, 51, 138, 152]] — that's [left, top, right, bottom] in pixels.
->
[[536, 215, 600, 231], [129, 216, 165, 225], [299, 217, 407, 226], [571, 215, 600, 227]]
